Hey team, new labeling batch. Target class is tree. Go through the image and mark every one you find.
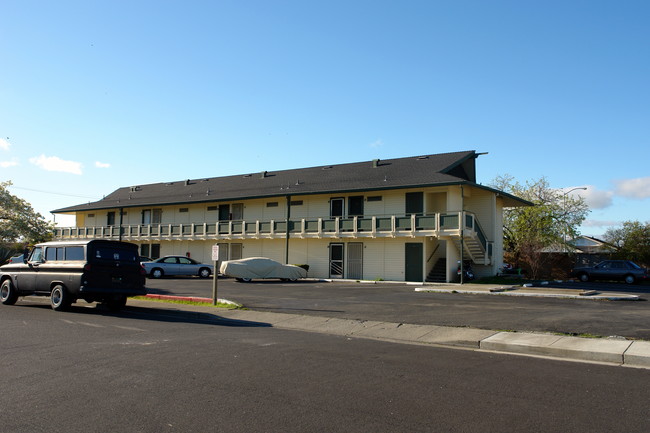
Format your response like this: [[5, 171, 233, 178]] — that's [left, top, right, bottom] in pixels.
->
[[491, 175, 590, 279], [0, 181, 54, 259], [603, 221, 650, 266]]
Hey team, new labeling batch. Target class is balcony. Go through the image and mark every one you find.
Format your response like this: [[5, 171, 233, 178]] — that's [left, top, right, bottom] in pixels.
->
[[54, 212, 493, 263]]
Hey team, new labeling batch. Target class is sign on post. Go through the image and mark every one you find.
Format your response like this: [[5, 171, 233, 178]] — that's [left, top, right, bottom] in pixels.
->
[[211, 244, 219, 305]]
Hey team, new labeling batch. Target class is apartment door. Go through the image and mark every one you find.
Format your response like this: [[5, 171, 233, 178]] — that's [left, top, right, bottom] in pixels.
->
[[348, 196, 364, 217], [330, 198, 344, 218], [405, 243, 423, 282], [329, 243, 344, 278], [405, 192, 424, 215], [218, 204, 230, 221], [347, 243, 363, 280]]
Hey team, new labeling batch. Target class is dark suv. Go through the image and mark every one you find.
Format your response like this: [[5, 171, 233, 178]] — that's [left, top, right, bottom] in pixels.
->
[[0, 240, 146, 311], [570, 260, 648, 285]]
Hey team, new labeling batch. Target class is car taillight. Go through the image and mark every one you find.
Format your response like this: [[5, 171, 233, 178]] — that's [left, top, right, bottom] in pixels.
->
[[83, 264, 92, 272], [140, 265, 146, 276]]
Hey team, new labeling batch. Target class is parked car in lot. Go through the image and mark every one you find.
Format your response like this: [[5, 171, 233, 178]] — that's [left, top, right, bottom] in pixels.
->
[[142, 256, 213, 278], [570, 260, 648, 284], [220, 257, 307, 282], [0, 240, 146, 311]]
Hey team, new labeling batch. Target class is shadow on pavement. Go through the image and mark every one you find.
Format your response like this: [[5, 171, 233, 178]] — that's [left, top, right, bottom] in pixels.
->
[[11, 298, 272, 328]]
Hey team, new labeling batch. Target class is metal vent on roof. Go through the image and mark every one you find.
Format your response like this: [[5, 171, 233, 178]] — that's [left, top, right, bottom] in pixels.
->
[[417, 156, 429, 160], [322, 166, 333, 170]]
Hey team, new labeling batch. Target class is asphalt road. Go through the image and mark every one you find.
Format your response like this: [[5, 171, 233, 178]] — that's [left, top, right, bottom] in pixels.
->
[[2, 301, 649, 433], [146, 278, 650, 340]]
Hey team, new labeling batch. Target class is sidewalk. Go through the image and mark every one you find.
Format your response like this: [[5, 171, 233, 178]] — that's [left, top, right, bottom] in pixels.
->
[[132, 283, 650, 369]]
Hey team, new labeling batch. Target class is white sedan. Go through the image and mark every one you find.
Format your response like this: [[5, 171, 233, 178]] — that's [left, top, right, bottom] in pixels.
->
[[220, 257, 307, 282], [142, 256, 213, 279]]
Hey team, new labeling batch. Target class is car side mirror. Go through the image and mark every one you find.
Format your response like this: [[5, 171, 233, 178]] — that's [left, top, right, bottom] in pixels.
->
[[23, 258, 28, 264]]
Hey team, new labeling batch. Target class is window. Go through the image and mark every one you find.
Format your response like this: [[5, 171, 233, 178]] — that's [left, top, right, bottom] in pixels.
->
[[231, 203, 244, 220], [179, 208, 189, 213], [46, 247, 64, 261], [266, 202, 279, 208], [142, 208, 163, 223], [290, 200, 303, 206], [140, 244, 161, 259], [367, 196, 382, 202], [66, 246, 85, 261], [30, 247, 44, 263], [152, 209, 162, 223], [207, 206, 218, 211], [87, 214, 95, 218], [107, 212, 116, 226]]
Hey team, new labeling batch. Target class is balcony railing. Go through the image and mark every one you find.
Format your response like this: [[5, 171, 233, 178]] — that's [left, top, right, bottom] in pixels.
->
[[54, 212, 490, 248]]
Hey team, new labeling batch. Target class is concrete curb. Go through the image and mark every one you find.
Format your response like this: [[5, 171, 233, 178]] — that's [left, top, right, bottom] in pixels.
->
[[413, 286, 642, 301], [128, 297, 650, 369]]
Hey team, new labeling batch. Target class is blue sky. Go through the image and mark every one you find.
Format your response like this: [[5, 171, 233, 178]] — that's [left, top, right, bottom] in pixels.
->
[[1, 0, 648, 237]]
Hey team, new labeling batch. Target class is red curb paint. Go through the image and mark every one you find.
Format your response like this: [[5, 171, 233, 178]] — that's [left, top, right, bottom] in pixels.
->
[[144, 294, 213, 303]]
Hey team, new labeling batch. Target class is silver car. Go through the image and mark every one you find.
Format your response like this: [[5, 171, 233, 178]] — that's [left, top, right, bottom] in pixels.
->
[[142, 256, 213, 279]]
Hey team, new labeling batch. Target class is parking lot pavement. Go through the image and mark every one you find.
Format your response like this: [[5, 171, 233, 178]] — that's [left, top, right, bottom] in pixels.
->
[[125, 297, 650, 369], [143, 278, 650, 340]]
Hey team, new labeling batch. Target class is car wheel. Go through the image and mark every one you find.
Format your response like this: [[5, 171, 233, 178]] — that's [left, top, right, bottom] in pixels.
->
[[1, 279, 19, 305], [151, 268, 164, 279], [236, 277, 251, 283], [198, 268, 211, 278], [624, 274, 636, 285], [579, 273, 589, 282], [51, 284, 71, 311]]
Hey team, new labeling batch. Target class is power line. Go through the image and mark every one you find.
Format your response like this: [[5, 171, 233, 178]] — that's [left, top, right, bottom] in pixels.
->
[[8, 185, 100, 200]]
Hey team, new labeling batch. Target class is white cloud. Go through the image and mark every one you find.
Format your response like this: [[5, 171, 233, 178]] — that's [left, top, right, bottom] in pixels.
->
[[581, 186, 614, 210], [0, 159, 18, 168], [369, 139, 383, 148], [582, 219, 620, 228], [95, 161, 111, 168], [614, 177, 650, 199], [0, 138, 10, 151], [29, 154, 83, 175]]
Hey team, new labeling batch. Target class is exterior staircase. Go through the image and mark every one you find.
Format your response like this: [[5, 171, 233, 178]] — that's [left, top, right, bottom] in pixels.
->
[[426, 258, 447, 283]]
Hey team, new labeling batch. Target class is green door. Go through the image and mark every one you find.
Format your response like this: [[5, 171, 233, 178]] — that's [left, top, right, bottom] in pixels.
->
[[405, 243, 423, 282]]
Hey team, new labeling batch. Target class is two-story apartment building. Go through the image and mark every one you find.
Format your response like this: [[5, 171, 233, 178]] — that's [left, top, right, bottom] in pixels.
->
[[52, 150, 529, 282]]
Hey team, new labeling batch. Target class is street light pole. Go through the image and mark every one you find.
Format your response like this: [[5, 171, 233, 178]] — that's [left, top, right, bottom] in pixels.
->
[[562, 187, 587, 252]]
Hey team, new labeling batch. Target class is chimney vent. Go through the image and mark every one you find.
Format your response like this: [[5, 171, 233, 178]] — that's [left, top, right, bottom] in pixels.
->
[[372, 159, 380, 168]]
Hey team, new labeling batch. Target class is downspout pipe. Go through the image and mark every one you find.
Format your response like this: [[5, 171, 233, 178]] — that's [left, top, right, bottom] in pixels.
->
[[285, 195, 291, 264], [460, 186, 464, 285], [119, 207, 124, 242]]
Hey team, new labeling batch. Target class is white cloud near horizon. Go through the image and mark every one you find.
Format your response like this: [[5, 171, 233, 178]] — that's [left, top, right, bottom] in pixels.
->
[[582, 219, 621, 228], [0, 159, 19, 168], [369, 139, 383, 148], [614, 177, 650, 199], [95, 161, 111, 168], [29, 154, 83, 175], [0, 138, 10, 151]]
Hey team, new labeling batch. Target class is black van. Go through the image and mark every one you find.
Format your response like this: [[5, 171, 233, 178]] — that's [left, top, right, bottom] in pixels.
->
[[0, 240, 146, 311]]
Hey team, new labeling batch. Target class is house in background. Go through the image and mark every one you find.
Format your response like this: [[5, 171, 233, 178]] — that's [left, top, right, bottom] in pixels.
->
[[52, 150, 530, 282]]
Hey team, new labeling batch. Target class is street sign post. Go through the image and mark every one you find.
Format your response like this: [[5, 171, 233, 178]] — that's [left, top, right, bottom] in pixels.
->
[[211, 244, 219, 305]]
